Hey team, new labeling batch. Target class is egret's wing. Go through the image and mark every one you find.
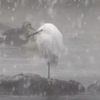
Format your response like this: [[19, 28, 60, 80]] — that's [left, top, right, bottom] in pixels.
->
[[36, 23, 66, 67], [38, 23, 65, 56], [36, 32, 60, 67]]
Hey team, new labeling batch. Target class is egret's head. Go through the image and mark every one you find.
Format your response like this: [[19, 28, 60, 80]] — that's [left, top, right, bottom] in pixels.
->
[[22, 21, 35, 31]]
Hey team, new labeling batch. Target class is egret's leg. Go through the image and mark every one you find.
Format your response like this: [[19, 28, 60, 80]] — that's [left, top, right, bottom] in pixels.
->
[[48, 63, 50, 79], [47, 62, 52, 82]]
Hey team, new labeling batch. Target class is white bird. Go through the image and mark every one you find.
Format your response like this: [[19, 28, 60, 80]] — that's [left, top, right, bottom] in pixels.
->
[[21, 23, 66, 81]]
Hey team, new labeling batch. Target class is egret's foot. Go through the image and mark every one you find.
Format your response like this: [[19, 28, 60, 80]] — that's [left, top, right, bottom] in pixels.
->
[[47, 78, 52, 82]]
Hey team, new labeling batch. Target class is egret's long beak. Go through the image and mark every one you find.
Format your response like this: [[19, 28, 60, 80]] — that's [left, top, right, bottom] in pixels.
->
[[27, 29, 42, 38]]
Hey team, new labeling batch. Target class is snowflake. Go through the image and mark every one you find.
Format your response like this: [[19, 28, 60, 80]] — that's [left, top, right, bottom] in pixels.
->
[[78, 18, 82, 28], [73, 73, 76, 77], [72, 32, 78, 38], [90, 56, 94, 64], [11, 16, 14, 21], [13, 65, 17, 69], [68, 16, 70, 21], [38, 0, 42, 4], [84, 0, 89, 6], [47, 6, 56, 18], [52, 0, 58, 5], [8, 6, 10, 9], [97, 16, 100, 20], [7, 0, 10, 3], [4, 54, 7, 57], [11, 41, 14, 45], [77, 4, 80, 7], [81, 13, 84, 18], [21, 0, 26, 6], [2, 68, 7, 73], [12, 8, 15, 11], [86, 48, 89, 53], [44, 5, 46, 9], [14, 2, 17, 8], [93, 35, 96, 39], [77, 56, 80, 60]]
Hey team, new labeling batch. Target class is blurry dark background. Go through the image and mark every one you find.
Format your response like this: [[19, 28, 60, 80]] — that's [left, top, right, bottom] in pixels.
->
[[0, 0, 99, 87]]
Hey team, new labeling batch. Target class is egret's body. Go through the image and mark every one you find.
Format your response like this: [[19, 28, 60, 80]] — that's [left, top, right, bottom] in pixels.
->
[[36, 23, 65, 67], [22, 23, 65, 80]]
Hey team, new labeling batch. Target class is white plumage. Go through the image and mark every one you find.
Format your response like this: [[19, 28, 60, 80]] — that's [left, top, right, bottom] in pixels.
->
[[36, 23, 65, 67], [22, 23, 66, 80]]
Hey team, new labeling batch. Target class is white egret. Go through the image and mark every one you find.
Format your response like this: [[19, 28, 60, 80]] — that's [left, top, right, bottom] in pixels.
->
[[22, 23, 66, 81]]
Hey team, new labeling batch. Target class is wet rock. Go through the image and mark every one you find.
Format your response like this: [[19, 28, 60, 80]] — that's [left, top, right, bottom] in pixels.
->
[[87, 82, 100, 93], [0, 73, 85, 96]]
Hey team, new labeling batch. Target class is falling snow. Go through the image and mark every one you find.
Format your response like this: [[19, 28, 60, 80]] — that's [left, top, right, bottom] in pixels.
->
[[11, 16, 14, 21], [0, 0, 99, 94]]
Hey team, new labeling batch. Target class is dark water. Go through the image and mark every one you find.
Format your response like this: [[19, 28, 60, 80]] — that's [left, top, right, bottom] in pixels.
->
[[0, 95, 100, 100]]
